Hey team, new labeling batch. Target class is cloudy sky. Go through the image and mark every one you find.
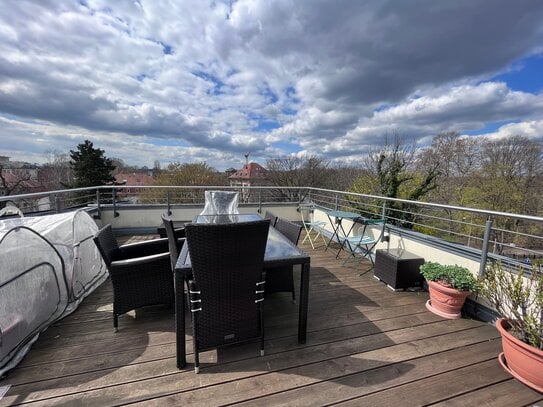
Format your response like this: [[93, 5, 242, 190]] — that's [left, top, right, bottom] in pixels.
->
[[1, 0, 542, 170]]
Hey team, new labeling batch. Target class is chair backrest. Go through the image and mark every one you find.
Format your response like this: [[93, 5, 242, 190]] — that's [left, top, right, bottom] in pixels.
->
[[199, 190, 240, 215], [264, 211, 278, 227], [298, 203, 314, 224], [275, 218, 303, 246], [93, 224, 119, 268], [358, 218, 386, 243], [161, 214, 182, 272], [185, 220, 270, 349]]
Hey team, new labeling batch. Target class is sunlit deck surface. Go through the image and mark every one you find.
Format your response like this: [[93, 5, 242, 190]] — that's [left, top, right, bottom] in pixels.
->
[[1, 234, 542, 406]]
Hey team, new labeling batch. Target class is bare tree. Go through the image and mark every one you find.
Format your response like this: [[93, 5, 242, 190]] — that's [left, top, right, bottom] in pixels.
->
[[350, 135, 439, 226], [265, 155, 331, 200], [0, 165, 33, 209], [39, 150, 73, 191]]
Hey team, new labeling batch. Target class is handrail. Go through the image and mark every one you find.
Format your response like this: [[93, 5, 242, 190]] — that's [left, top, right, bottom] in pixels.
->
[[2, 184, 541, 274], [1, 184, 542, 223]]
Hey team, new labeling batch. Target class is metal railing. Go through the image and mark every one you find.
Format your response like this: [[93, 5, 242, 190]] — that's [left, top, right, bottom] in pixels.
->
[[1, 184, 542, 273]]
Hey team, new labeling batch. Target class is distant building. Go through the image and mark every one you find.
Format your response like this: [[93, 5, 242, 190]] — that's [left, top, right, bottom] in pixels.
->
[[114, 173, 154, 195], [224, 167, 237, 177], [229, 161, 268, 202], [0, 173, 45, 195], [0, 156, 39, 181]]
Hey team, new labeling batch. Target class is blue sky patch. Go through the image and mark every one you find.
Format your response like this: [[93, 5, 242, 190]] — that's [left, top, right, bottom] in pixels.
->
[[273, 140, 301, 154], [261, 85, 278, 103], [192, 70, 225, 95], [248, 113, 280, 132], [463, 120, 521, 135], [161, 42, 173, 55], [490, 54, 543, 93], [286, 86, 300, 104], [281, 107, 297, 116]]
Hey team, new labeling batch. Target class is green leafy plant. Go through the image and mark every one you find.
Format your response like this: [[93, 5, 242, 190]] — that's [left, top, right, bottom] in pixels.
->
[[480, 262, 543, 350], [419, 261, 479, 292]]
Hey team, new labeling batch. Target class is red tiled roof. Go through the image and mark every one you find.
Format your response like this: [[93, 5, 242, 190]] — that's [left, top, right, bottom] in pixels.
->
[[228, 162, 268, 180], [114, 173, 154, 186], [1, 172, 45, 192]]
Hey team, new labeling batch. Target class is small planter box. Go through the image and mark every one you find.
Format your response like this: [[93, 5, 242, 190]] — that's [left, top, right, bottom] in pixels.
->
[[374, 249, 424, 290]]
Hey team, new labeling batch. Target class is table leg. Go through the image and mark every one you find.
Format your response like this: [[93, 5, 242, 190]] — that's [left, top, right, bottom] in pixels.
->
[[325, 215, 340, 252], [175, 272, 187, 369], [298, 260, 310, 343], [334, 218, 359, 259], [334, 219, 347, 258]]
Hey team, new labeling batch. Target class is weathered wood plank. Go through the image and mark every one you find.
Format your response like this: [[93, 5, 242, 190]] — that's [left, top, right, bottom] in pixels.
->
[[333, 355, 509, 406], [232, 341, 504, 407], [429, 379, 543, 407], [6, 312, 444, 386], [0, 235, 537, 407], [1, 325, 497, 406], [127, 327, 500, 406]]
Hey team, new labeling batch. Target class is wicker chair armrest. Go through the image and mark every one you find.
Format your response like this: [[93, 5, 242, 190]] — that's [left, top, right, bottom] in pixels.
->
[[110, 251, 170, 269], [118, 238, 169, 258]]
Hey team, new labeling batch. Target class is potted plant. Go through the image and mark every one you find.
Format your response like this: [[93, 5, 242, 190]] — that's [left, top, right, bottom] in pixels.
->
[[480, 261, 542, 393], [419, 262, 478, 319]]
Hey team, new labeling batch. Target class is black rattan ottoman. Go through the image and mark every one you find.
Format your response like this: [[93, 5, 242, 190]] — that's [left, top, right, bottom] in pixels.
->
[[374, 248, 424, 290]]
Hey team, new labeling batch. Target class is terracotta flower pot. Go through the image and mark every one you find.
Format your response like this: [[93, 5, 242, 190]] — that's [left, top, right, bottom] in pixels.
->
[[496, 318, 543, 393], [425, 280, 470, 319]]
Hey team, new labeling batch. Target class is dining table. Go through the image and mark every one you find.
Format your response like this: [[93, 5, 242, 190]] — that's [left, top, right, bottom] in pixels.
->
[[174, 213, 311, 369]]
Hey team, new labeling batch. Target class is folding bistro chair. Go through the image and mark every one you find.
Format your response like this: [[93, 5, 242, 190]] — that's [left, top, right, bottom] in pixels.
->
[[341, 218, 386, 269], [299, 203, 327, 249]]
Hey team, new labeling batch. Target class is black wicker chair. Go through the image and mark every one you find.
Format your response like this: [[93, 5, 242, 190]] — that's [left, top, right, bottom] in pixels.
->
[[185, 220, 270, 373], [161, 214, 187, 272], [265, 217, 303, 302], [93, 225, 174, 331], [264, 211, 278, 227]]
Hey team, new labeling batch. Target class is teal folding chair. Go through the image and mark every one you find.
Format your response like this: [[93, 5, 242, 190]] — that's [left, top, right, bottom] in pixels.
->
[[299, 204, 327, 249], [341, 219, 386, 268]]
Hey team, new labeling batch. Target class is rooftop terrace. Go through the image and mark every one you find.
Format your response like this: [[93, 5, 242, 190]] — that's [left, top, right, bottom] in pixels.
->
[[0, 233, 541, 406], [0, 186, 542, 405]]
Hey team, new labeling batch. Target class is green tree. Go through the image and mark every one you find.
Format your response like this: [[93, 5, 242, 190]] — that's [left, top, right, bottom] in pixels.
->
[[144, 162, 226, 204], [69, 140, 115, 188]]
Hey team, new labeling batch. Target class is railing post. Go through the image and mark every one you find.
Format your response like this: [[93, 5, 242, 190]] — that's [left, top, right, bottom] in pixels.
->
[[112, 188, 119, 218], [479, 217, 493, 276], [381, 201, 387, 219], [258, 188, 262, 214], [166, 191, 172, 216], [54, 194, 61, 213], [94, 190, 102, 219], [334, 193, 339, 210]]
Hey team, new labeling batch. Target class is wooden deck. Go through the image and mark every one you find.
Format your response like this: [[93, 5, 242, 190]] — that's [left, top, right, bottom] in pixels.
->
[[1, 237, 542, 406]]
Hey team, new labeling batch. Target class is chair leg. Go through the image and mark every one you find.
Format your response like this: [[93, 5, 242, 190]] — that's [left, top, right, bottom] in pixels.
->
[[113, 314, 118, 332], [260, 303, 265, 356], [193, 347, 200, 374], [302, 226, 316, 249]]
